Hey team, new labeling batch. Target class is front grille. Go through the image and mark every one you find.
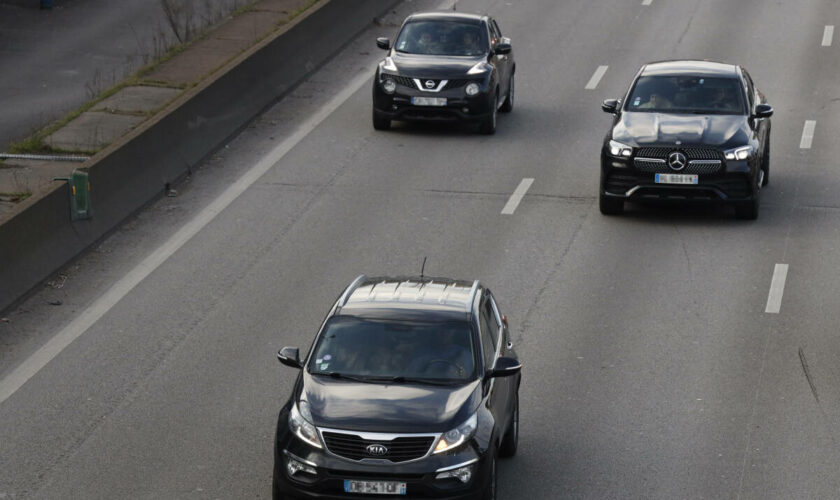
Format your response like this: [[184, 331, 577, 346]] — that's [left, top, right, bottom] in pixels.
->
[[382, 74, 415, 88], [636, 147, 723, 161], [322, 432, 435, 463], [634, 158, 722, 174]]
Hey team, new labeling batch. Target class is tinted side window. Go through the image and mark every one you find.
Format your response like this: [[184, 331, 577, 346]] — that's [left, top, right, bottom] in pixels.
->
[[483, 297, 500, 346], [479, 302, 496, 368], [487, 20, 500, 46], [740, 70, 754, 109], [492, 19, 503, 38]]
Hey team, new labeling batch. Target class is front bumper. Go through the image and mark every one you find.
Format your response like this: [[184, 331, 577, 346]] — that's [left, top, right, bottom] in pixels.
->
[[600, 150, 758, 203], [275, 435, 490, 499], [372, 74, 493, 123]]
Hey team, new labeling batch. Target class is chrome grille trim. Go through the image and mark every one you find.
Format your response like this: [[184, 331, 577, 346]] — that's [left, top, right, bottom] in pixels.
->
[[318, 427, 440, 464]]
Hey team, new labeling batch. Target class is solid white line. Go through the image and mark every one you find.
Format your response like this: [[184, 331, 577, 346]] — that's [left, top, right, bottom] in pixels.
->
[[0, 69, 374, 406], [501, 178, 534, 215], [822, 25, 834, 46], [765, 264, 789, 314], [642, 0, 653, 5], [799, 120, 816, 149], [585, 65, 609, 90]]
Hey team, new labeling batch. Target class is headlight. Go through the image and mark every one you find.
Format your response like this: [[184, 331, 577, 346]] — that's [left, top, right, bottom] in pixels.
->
[[381, 57, 397, 72], [381, 78, 396, 94], [465, 83, 480, 96], [467, 61, 491, 75], [608, 140, 633, 158], [289, 401, 322, 449], [724, 145, 753, 160], [434, 413, 477, 454]]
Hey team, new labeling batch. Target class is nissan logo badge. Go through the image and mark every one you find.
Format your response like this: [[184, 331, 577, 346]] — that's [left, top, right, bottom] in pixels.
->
[[366, 444, 388, 456], [425, 80, 436, 89]]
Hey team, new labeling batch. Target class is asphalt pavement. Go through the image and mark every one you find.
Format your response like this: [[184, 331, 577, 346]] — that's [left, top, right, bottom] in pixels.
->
[[2, 0, 840, 498]]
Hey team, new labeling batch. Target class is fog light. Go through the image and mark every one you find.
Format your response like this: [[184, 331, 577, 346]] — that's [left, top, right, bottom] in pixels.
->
[[436, 464, 474, 484], [382, 79, 396, 94], [286, 456, 316, 477], [462, 107, 470, 113], [465, 83, 480, 96]]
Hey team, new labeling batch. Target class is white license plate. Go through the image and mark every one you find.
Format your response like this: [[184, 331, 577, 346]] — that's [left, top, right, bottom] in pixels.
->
[[411, 97, 447, 106], [344, 480, 407, 495], [655, 173, 698, 185]]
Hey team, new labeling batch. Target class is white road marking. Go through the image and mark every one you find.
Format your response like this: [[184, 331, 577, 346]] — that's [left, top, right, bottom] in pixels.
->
[[0, 69, 375, 406], [765, 264, 789, 314], [501, 178, 534, 214], [822, 25, 834, 46], [585, 65, 609, 90], [642, 0, 653, 5], [799, 120, 816, 149]]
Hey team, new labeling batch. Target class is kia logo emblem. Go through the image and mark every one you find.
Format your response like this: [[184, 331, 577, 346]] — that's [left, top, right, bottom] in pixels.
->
[[366, 444, 388, 456], [668, 151, 687, 171], [425, 79, 436, 89]]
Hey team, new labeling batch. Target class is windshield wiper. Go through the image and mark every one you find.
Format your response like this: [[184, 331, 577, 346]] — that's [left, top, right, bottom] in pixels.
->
[[370, 375, 461, 386], [311, 371, 377, 384]]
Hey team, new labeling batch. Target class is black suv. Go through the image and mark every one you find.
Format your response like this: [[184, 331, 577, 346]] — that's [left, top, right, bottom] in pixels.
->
[[372, 12, 515, 134], [600, 60, 773, 219], [273, 276, 521, 499]]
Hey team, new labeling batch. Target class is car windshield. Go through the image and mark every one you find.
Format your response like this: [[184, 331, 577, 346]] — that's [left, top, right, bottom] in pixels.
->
[[626, 75, 746, 115], [394, 20, 488, 56], [308, 316, 477, 383]]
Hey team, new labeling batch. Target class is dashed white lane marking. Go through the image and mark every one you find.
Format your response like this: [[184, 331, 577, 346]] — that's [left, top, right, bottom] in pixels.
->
[[799, 120, 816, 149], [501, 178, 534, 214], [0, 69, 376, 406], [765, 264, 789, 314], [822, 25, 834, 46], [585, 65, 609, 90], [642, 0, 653, 5]]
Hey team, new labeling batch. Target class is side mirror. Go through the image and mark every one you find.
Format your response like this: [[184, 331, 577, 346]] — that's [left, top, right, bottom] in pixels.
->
[[602, 99, 619, 114], [489, 357, 521, 378], [277, 346, 303, 369], [376, 37, 391, 50], [754, 104, 773, 118], [494, 42, 512, 55]]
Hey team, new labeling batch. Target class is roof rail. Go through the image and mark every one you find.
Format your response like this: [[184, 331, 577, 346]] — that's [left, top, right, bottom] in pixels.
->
[[338, 274, 367, 308], [466, 280, 480, 312]]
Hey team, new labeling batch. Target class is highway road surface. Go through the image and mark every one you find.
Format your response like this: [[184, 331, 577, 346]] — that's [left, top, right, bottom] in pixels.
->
[[2, 0, 840, 497]]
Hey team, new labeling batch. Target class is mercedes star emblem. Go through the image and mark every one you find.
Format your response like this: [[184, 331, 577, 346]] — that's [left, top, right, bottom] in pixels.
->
[[668, 151, 687, 171]]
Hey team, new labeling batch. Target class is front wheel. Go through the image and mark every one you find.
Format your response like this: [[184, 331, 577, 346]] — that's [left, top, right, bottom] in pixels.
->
[[761, 140, 770, 186], [498, 392, 519, 457], [372, 109, 391, 131], [499, 74, 514, 113], [735, 198, 759, 220], [599, 192, 624, 215], [482, 454, 498, 500], [479, 93, 498, 135]]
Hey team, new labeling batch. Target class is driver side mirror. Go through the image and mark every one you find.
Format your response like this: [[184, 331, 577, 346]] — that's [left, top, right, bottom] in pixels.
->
[[602, 99, 619, 114], [754, 104, 773, 118], [277, 346, 303, 369], [494, 42, 512, 55], [489, 357, 521, 378], [376, 37, 391, 50]]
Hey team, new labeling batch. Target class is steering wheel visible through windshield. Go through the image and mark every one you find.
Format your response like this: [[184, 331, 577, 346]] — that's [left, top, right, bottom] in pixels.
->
[[394, 20, 488, 56], [626, 75, 746, 115], [307, 316, 477, 383]]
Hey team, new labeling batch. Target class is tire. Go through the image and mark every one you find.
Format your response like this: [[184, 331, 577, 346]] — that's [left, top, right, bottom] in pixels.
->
[[372, 109, 391, 131], [498, 392, 519, 457], [735, 198, 759, 220], [482, 453, 498, 500], [499, 73, 514, 113], [599, 192, 624, 215], [479, 92, 498, 135], [761, 140, 770, 187], [272, 473, 286, 500]]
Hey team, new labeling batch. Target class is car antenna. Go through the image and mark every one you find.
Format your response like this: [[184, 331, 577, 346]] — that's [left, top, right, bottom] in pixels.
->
[[420, 257, 427, 278]]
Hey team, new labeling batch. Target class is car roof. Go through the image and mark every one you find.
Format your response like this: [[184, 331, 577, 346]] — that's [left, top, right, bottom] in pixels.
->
[[405, 11, 486, 24], [640, 60, 739, 78], [336, 276, 479, 321]]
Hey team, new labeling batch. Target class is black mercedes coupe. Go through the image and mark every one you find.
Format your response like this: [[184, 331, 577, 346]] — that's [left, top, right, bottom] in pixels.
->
[[372, 12, 515, 134], [600, 60, 773, 219]]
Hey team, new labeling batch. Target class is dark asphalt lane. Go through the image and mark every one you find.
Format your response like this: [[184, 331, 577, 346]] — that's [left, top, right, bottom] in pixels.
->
[[2, 0, 840, 498]]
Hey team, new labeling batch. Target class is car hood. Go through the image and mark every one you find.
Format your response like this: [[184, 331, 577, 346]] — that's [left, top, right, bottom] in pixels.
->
[[300, 371, 482, 433], [390, 52, 484, 78], [612, 112, 750, 148]]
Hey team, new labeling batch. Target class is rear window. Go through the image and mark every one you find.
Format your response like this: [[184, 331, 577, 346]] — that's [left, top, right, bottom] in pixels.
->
[[626, 75, 745, 115], [308, 316, 477, 382]]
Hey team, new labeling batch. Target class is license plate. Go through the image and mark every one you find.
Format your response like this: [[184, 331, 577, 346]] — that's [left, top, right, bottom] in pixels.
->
[[411, 96, 447, 106], [344, 480, 407, 495], [655, 173, 698, 185]]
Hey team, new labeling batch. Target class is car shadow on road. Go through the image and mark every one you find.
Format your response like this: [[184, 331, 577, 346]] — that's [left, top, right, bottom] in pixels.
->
[[617, 200, 755, 225]]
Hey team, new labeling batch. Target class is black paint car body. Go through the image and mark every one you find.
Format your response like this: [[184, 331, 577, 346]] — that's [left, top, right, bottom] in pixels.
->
[[273, 276, 521, 499], [372, 12, 515, 134], [599, 60, 773, 219]]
